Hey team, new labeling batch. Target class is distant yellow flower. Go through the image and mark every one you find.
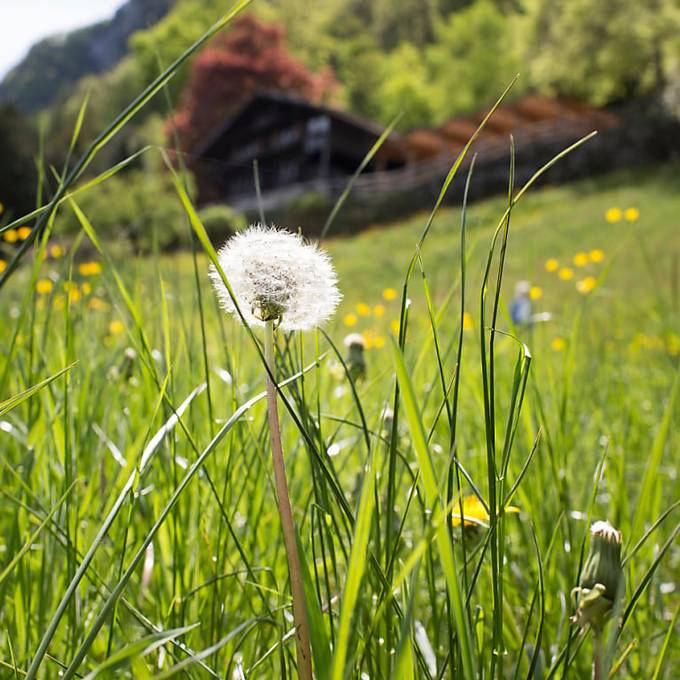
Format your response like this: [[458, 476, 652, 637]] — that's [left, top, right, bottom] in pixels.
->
[[545, 258, 559, 272], [452, 495, 519, 528], [49, 244, 64, 258], [382, 287, 398, 301], [63, 281, 78, 293], [576, 276, 597, 295], [343, 313, 358, 327], [573, 252, 588, 267], [624, 207, 640, 222], [356, 302, 371, 316], [109, 320, 125, 335], [463, 311, 474, 330], [529, 286, 543, 301], [0, 260, 6, 273], [3, 229, 18, 243], [68, 288, 81, 303], [362, 332, 374, 349], [558, 267, 574, 281], [390, 319, 400, 335], [79, 262, 102, 276], [36, 279, 53, 295], [81, 282, 92, 295], [551, 337, 566, 352], [17, 226, 32, 240], [605, 207, 622, 223], [373, 304, 385, 318], [589, 249, 605, 263], [88, 297, 110, 311], [374, 336, 386, 349]]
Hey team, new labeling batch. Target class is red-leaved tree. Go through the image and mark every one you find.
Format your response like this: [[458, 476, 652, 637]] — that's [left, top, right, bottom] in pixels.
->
[[169, 14, 336, 152]]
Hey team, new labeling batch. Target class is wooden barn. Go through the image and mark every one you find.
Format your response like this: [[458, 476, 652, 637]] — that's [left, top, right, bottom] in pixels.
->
[[195, 91, 409, 205]]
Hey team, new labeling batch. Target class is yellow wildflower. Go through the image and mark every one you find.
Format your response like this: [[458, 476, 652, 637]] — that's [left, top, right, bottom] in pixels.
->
[[0, 260, 6, 273], [109, 320, 125, 335], [81, 282, 92, 295], [68, 288, 81, 303], [382, 287, 398, 301], [452, 495, 519, 528], [17, 226, 32, 240], [356, 302, 371, 316], [573, 252, 588, 267], [558, 267, 574, 281], [343, 313, 358, 327], [551, 337, 566, 352], [576, 276, 597, 294], [373, 304, 385, 318], [605, 208, 622, 223], [3, 229, 18, 243], [36, 279, 53, 295], [589, 249, 605, 263], [545, 258, 559, 272], [374, 336, 386, 349], [362, 332, 374, 349], [49, 244, 64, 258], [390, 319, 400, 335], [463, 311, 474, 330], [88, 297, 110, 312], [624, 207, 640, 222], [529, 286, 543, 301], [79, 262, 102, 276]]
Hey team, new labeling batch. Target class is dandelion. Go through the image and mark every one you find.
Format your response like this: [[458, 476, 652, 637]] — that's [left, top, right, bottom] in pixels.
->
[[576, 276, 597, 295], [344, 333, 366, 382], [68, 288, 81, 303], [79, 262, 102, 276], [382, 287, 398, 301], [529, 286, 543, 301], [390, 319, 400, 335], [36, 279, 53, 295], [209, 226, 340, 332], [343, 313, 357, 327], [49, 244, 64, 258], [551, 337, 566, 352], [81, 282, 92, 295], [109, 320, 125, 335], [2, 229, 18, 243], [452, 495, 519, 529], [573, 252, 588, 267], [558, 267, 574, 281], [356, 302, 370, 316], [17, 226, 32, 240], [374, 335, 386, 349], [88, 297, 109, 311], [624, 207, 639, 222], [605, 208, 622, 223], [0, 260, 6, 274], [545, 258, 559, 272], [373, 304, 385, 317], [210, 225, 339, 680], [589, 249, 605, 263], [462, 312, 473, 331]]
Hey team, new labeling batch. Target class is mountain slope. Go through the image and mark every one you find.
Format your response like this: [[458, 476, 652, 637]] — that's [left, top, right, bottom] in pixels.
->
[[0, 0, 175, 113]]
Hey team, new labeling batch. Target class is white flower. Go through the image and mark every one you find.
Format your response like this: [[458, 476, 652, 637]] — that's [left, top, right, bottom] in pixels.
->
[[209, 225, 341, 331]]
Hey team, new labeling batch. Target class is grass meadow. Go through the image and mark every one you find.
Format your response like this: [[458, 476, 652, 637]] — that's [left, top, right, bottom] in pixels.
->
[[0, 153, 678, 679], [0, 8, 678, 676]]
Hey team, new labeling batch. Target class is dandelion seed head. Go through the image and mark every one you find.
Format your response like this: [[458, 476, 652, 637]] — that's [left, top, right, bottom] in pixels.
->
[[209, 225, 341, 331]]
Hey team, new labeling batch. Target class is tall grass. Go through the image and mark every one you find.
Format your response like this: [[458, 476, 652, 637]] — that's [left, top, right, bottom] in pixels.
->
[[0, 11, 679, 680]]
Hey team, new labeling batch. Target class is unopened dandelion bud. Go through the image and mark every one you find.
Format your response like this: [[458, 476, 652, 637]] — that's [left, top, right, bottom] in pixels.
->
[[344, 333, 366, 382], [571, 520, 624, 633]]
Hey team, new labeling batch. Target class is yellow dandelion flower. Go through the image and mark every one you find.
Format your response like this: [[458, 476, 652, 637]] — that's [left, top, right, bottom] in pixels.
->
[[624, 207, 640, 222], [63, 281, 78, 293], [79, 261, 102, 276], [81, 282, 92, 295], [0, 260, 6, 273], [17, 226, 32, 240], [463, 311, 473, 330], [109, 320, 125, 335], [49, 244, 64, 258], [576, 276, 597, 294], [589, 249, 605, 263], [373, 304, 385, 318], [343, 313, 358, 327], [390, 319, 400, 335], [362, 332, 375, 349], [605, 207, 622, 223], [558, 267, 574, 281], [529, 286, 543, 301], [3, 229, 19, 243], [545, 258, 559, 272], [452, 495, 519, 528], [88, 297, 110, 311], [573, 252, 588, 267], [356, 302, 371, 316], [382, 287, 398, 301], [68, 288, 81, 303], [36, 279, 53, 295], [374, 335, 386, 349], [551, 337, 566, 352]]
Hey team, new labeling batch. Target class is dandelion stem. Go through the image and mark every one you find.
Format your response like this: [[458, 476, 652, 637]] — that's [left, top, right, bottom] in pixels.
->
[[592, 633, 603, 680], [264, 319, 313, 680]]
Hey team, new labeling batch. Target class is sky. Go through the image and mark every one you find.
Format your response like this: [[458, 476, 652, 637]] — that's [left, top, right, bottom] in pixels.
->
[[0, 0, 128, 77]]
